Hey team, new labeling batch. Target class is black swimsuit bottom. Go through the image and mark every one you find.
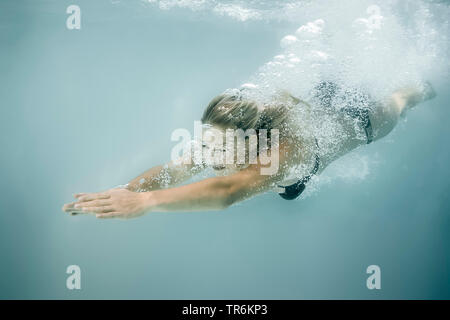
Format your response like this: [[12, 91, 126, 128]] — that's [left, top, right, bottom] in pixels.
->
[[278, 81, 374, 200]]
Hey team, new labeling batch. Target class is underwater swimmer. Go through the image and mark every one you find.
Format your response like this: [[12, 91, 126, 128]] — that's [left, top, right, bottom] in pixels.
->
[[62, 82, 436, 219]]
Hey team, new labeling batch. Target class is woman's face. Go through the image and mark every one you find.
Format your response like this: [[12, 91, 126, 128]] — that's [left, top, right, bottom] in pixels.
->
[[202, 125, 250, 173]]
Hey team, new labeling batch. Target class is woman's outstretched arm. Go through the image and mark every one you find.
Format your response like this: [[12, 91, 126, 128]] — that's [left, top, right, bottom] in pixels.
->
[[62, 144, 292, 219], [126, 157, 205, 192]]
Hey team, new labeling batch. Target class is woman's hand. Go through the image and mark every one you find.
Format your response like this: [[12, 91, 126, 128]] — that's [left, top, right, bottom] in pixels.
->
[[62, 188, 152, 219]]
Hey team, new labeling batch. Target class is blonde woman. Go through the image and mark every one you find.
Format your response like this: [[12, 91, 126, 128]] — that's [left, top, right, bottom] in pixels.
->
[[62, 81, 435, 219]]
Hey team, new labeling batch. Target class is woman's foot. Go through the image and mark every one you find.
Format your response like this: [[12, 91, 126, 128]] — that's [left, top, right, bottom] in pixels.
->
[[391, 81, 437, 117]]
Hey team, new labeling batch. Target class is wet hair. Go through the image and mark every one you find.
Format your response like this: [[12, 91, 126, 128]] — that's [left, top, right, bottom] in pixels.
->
[[201, 94, 292, 136]]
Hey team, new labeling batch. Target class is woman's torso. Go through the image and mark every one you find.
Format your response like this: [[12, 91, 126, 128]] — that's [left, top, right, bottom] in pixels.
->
[[280, 82, 375, 183]]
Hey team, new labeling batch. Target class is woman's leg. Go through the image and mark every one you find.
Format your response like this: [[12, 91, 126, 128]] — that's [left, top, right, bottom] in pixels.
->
[[370, 83, 436, 142]]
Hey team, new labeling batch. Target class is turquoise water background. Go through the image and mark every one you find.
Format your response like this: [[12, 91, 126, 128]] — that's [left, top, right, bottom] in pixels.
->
[[0, 0, 449, 299]]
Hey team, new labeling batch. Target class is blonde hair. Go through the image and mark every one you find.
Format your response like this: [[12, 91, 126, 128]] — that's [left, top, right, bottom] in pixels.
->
[[201, 94, 293, 137]]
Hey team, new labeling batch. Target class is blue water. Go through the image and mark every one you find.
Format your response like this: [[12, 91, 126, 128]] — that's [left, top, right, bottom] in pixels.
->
[[0, 0, 449, 299]]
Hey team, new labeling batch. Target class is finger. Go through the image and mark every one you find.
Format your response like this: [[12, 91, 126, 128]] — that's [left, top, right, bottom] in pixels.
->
[[82, 206, 115, 213], [64, 201, 92, 212], [63, 202, 86, 215], [63, 205, 89, 215], [65, 207, 85, 213], [77, 193, 111, 202], [62, 203, 73, 211], [96, 212, 122, 219], [63, 202, 79, 212], [74, 193, 87, 199], [74, 200, 112, 209]]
